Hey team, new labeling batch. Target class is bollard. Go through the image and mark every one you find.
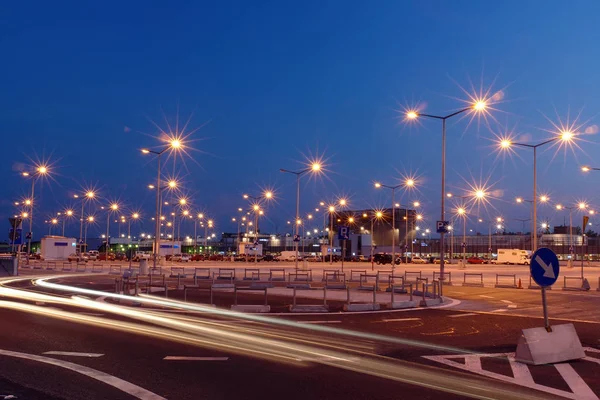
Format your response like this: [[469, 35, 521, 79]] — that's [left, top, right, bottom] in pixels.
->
[[346, 287, 350, 304], [422, 283, 426, 303], [372, 285, 376, 306], [324, 286, 327, 306], [409, 283, 413, 301], [293, 287, 297, 307]]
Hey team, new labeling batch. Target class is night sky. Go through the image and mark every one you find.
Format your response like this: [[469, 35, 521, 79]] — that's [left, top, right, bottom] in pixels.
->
[[3, 1, 600, 240]]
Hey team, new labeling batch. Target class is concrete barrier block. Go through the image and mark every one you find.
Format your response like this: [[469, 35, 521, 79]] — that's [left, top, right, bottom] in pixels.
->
[[387, 300, 418, 309], [231, 305, 271, 313], [343, 303, 381, 312], [289, 305, 329, 313], [419, 298, 442, 307]]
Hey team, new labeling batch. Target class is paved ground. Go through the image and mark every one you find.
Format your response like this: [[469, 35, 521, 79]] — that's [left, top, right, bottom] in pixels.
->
[[0, 272, 599, 399]]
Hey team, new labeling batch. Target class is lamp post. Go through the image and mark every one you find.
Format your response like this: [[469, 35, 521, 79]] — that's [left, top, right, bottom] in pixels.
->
[[516, 195, 549, 249], [243, 191, 273, 266], [457, 207, 467, 266], [374, 178, 415, 269], [370, 211, 384, 271], [76, 191, 96, 255], [328, 205, 335, 264], [141, 139, 182, 269], [128, 212, 139, 268], [49, 218, 58, 235], [63, 209, 74, 236], [105, 203, 119, 260], [555, 202, 586, 272], [478, 218, 493, 260], [499, 133, 574, 251], [21, 165, 49, 262], [84, 216, 94, 249], [405, 102, 488, 292], [280, 163, 321, 271]]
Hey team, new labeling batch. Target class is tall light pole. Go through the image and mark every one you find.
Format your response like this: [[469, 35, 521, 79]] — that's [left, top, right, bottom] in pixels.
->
[[457, 207, 467, 265], [243, 191, 273, 265], [84, 216, 94, 249], [556, 202, 587, 271], [21, 165, 49, 262], [370, 211, 384, 271], [105, 203, 119, 259], [63, 209, 74, 237], [76, 190, 96, 255], [405, 102, 488, 290], [374, 178, 414, 268], [478, 218, 493, 260], [498, 133, 574, 251], [49, 218, 58, 235], [280, 163, 321, 271], [141, 138, 182, 269], [516, 195, 549, 250], [128, 212, 139, 268], [328, 205, 335, 264]]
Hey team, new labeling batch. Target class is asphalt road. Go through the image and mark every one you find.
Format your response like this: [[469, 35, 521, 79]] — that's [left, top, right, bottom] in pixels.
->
[[0, 274, 598, 399]]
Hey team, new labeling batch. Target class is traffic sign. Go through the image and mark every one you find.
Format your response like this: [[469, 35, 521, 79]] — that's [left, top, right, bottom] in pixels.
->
[[530, 247, 560, 287], [436, 220, 449, 233], [25, 232, 32, 240], [8, 218, 23, 229], [338, 226, 349, 240], [9, 228, 22, 245], [293, 234, 300, 242]]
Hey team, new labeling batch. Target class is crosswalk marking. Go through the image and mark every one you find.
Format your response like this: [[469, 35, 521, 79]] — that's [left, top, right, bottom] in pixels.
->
[[423, 348, 600, 400]]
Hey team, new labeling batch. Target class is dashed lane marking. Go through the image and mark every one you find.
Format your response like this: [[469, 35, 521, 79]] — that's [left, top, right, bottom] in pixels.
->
[[478, 295, 494, 299], [297, 320, 342, 324], [447, 313, 479, 318], [423, 348, 600, 400], [43, 351, 104, 357], [0, 348, 164, 399], [490, 309, 508, 313], [501, 300, 513, 304], [375, 318, 421, 323], [163, 356, 229, 361], [507, 304, 518, 309]]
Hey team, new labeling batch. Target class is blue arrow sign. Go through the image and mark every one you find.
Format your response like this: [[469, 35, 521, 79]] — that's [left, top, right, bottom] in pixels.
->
[[530, 247, 560, 287]]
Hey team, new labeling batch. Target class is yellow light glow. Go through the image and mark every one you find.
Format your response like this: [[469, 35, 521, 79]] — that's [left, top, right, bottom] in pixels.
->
[[132, 213, 139, 219], [406, 111, 418, 120], [540, 195, 549, 203], [446, 193, 453, 198], [475, 190, 485, 199], [22, 172, 30, 177], [319, 202, 325, 206], [253, 204, 260, 211], [348, 217, 354, 223], [37, 166, 48, 174], [22, 212, 29, 218], [516, 197, 523, 203], [362, 213, 367, 218], [405, 179, 415, 187], [579, 202, 587, 210], [198, 213, 204, 219], [171, 139, 181, 149], [376, 211, 383, 218], [148, 184, 155, 189], [329, 206, 335, 213], [561, 131, 573, 141], [183, 210, 189, 216], [582, 166, 591, 172], [86, 191, 95, 199], [374, 182, 382, 188], [500, 139, 511, 149], [110, 203, 119, 211], [339, 199, 347, 206], [556, 204, 563, 210], [457, 208, 465, 215], [168, 180, 177, 188], [413, 201, 420, 207], [208, 219, 213, 225], [264, 191, 273, 199], [179, 198, 187, 205], [88, 216, 94, 222], [473, 100, 487, 111], [66, 210, 73, 216], [590, 210, 595, 215], [416, 214, 423, 220], [51, 218, 58, 224], [496, 217, 502, 222], [25, 199, 32, 206], [141, 149, 150, 154], [311, 163, 321, 172]]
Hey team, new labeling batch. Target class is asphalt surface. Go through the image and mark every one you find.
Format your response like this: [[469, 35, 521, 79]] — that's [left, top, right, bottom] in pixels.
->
[[0, 272, 598, 399]]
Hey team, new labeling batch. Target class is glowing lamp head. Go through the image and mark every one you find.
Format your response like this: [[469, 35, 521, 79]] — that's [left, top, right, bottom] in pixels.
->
[[556, 204, 563, 210], [457, 208, 465, 216], [516, 197, 523, 203], [374, 182, 382, 188], [561, 131, 574, 141], [51, 218, 58, 224], [243, 194, 249, 199], [183, 210, 189, 216], [406, 111, 418, 120], [362, 213, 367, 218], [141, 149, 150, 154], [132, 213, 139, 219], [86, 191, 95, 199], [88, 216, 94, 222], [500, 139, 511, 149], [170, 139, 181, 149], [110, 203, 119, 211], [405, 179, 415, 187], [446, 193, 453, 198], [413, 201, 420, 207], [264, 191, 273, 199], [339, 199, 347, 206], [416, 214, 423, 220], [496, 217, 503, 222], [168, 180, 177, 189], [540, 195, 549, 203], [311, 163, 321, 172], [348, 217, 354, 223], [22, 212, 29, 218], [253, 204, 260, 211], [328, 206, 335, 213], [198, 213, 204, 219], [37, 166, 48, 174], [497, 224, 502, 229], [296, 219, 302, 225], [179, 198, 187, 205], [25, 199, 32, 206], [475, 190, 485, 199], [376, 211, 383, 218], [579, 202, 587, 210], [22, 172, 30, 177], [473, 100, 487, 111], [582, 166, 591, 172], [66, 210, 73, 216]]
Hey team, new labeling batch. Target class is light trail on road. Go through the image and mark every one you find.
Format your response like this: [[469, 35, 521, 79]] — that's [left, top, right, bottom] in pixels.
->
[[0, 275, 556, 400]]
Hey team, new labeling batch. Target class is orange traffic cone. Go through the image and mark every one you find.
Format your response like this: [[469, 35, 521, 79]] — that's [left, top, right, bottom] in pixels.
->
[[517, 278, 522, 289]]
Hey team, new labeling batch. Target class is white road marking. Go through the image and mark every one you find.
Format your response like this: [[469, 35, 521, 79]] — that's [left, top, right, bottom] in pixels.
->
[[43, 351, 104, 357], [424, 351, 600, 400], [0, 348, 164, 399], [163, 356, 228, 361], [507, 304, 518, 309], [501, 300, 513, 304], [376, 318, 421, 323], [478, 295, 494, 299], [555, 363, 598, 400], [448, 313, 479, 318], [297, 320, 342, 324], [490, 309, 507, 313]]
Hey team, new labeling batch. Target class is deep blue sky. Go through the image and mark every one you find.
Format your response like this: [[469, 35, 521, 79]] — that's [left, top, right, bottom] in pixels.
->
[[3, 0, 600, 239]]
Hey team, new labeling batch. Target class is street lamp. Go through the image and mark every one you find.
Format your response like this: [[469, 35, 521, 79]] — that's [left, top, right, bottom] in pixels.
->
[[104, 203, 119, 260], [370, 210, 384, 270], [456, 207, 467, 266], [374, 178, 415, 270], [555, 203, 586, 270], [280, 163, 322, 271], [127, 212, 140, 268], [498, 132, 575, 251], [62, 209, 74, 236], [243, 191, 273, 266], [75, 190, 96, 254], [21, 164, 49, 262], [405, 101, 489, 289], [141, 138, 183, 269]]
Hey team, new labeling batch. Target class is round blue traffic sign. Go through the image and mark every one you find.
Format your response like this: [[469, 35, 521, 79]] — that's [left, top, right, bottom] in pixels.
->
[[530, 247, 560, 287]]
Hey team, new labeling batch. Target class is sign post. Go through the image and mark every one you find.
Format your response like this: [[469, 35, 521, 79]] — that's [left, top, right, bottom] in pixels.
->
[[515, 247, 585, 365], [338, 226, 349, 272]]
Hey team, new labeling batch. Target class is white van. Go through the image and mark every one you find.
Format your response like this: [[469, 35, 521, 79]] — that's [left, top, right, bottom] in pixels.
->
[[491, 249, 529, 265]]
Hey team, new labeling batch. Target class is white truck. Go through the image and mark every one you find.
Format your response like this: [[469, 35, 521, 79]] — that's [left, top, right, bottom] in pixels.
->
[[491, 249, 529, 265], [279, 250, 301, 262]]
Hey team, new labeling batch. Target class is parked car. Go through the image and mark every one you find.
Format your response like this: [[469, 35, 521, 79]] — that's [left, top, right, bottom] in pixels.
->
[[467, 256, 486, 264], [411, 255, 427, 264], [67, 253, 88, 262], [262, 254, 277, 262], [233, 255, 246, 262], [373, 253, 400, 265], [304, 255, 321, 262], [87, 250, 99, 260], [115, 252, 128, 261], [98, 252, 116, 261], [209, 254, 224, 261], [132, 251, 152, 262], [351, 255, 368, 262], [191, 254, 205, 262], [170, 254, 190, 262], [399, 256, 412, 263]]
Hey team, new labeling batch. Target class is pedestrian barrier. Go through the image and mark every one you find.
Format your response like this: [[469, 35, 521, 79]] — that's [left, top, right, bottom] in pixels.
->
[[76, 263, 87, 272], [210, 279, 235, 304], [183, 281, 207, 301], [149, 267, 162, 276], [146, 274, 168, 297], [433, 271, 452, 285], [290, 286, 328, 312], [214, 268, 234, 280], [268, 268, 286, 282], [109, 265, 122, 275], [324, 271, 347, 290], [46, 262, 56, 271], [389, 282, 416, 309], [462, 273, 484, 287], [288, 270, 312, 283], [404, 271, 422, 283], [117, 277, 138, 295], [348, 269, 366, 282], [377, 270, 394, 283], [413, 277, 429, 296], [358, 273, 379, 291], [92, 263, 103, 273], [63, 262, 75, 271], [344, 285, 379, 311], [322, 269, 341, 281], [563, 276, 589, 291], [32, 262, 42, 270], [233, 285, 269, 312], [495, 274, 518, 289], [169, 266, 186, 278], [243, 268, 261, 280], [193, 268, 211, 283], [527, 276, 551, 290], [386, 275, 408, 293], [127, 267, 140, 277]]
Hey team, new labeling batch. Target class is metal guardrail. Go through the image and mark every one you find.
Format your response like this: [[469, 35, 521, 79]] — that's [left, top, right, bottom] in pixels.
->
[[292, 286, 326, 307], [404, 271, 422, 283], [92, 263, 103, 273], [234, 285, 268, 306], [217, 268, 236, 280], [268, 268, 286, 282], [348, 269, 366, 282], [76, 263, 87, 272], [527, 275, 551, 290], [358, 273, 379, 290], [390, 282, 413, 302], [193, 268, 211, 282], [322, 269, 341, 282], [495, 274, 517, 289], [324, 271, 346, 289], [563, 276, 587, 291], [463, 273, 484, 287], [433, 271, 452, 285], [243, 268, 260, 280], [109, 265, 122, 275], [169, 267, 186, 278]]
